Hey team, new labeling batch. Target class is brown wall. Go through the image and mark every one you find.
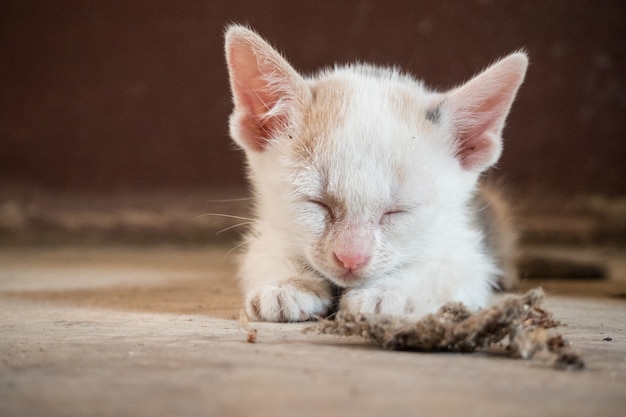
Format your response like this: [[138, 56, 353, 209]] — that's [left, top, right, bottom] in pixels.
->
[[1, 1, 624, 195]]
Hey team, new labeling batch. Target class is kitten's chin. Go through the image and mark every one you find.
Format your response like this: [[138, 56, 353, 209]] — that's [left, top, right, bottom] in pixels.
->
[[326, 270, 367, 288], [308, 258, 371, 287]]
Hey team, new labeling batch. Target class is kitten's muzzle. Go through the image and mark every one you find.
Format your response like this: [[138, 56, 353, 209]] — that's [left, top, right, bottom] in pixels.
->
[[333, 251, 370, 271], [331, 223, 374, 272]]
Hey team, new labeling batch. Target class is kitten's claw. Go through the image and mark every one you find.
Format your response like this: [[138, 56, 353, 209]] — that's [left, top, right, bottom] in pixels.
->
[[246, 279, 332, 322]]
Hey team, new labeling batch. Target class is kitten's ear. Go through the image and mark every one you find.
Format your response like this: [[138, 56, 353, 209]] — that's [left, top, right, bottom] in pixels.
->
[[224, 25, 311, 152], [445, 52, 528, 172]]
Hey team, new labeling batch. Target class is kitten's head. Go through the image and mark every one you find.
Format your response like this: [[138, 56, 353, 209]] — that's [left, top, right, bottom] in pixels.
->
[[225, 25, 527, 287]]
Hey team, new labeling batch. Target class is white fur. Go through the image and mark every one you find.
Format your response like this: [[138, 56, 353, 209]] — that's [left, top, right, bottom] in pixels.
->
[[224, 25, 528, 322]]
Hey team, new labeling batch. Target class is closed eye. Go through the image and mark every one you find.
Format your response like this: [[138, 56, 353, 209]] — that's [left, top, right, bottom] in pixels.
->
[[309, 199, 328, 209], [384, 210, 407, 216], [307, 199, 334, 218], [380, 208, 411, 224]]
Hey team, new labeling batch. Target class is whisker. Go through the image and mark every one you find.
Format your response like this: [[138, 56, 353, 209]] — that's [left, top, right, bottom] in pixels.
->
[[216, 221, 253, 235], [193, 213, 255, 222], [196, 211, 309, 249], [197, 213, 307, 241], [224, 238, 254, 259], [206, 197, 254, 203], [276, 239, 309, 249], [226, 234, 309, 259]]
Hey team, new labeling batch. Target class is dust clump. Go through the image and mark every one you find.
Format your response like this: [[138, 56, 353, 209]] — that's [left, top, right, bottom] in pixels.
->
[[308, 288, 584, 370]]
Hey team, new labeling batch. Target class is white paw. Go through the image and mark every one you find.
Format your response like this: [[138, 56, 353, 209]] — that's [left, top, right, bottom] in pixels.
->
[[340, 286, 421, 317], [246, 279, 332, 322]]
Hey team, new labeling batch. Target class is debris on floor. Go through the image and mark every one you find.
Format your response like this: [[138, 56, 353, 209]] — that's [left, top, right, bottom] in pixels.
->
[[239, 309, 258, 343], [307, 288, 584, 370]]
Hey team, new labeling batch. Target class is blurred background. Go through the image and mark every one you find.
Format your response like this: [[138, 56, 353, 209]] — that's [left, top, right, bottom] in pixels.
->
[[0, 0, 624, 248]]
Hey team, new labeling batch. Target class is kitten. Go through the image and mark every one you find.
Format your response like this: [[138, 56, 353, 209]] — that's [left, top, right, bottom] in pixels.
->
[[224, 25, 527, 322]]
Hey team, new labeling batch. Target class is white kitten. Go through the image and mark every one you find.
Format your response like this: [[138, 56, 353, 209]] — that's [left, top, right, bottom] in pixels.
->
[[224, 25, 527, 322]]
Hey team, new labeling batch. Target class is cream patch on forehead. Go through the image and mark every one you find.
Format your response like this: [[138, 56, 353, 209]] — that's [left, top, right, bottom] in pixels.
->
[[387, 84, 439, 133], [294, 78, 353, 157]]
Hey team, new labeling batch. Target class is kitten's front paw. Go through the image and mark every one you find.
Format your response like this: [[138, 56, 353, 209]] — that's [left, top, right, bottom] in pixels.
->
[[340, 286, 419, 317], [246, 279, 332, 322]]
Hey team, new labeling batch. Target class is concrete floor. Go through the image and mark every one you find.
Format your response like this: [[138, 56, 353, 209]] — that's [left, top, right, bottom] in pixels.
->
[[1, 245, 625, 417]]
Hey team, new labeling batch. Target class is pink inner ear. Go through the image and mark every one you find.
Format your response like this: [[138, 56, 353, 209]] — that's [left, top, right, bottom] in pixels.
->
[[454, 109, 501, 171], [228, 43, 281, 151], [449, 53, 528, 172], [226, 30, 306, 153], [456, 132, 498, 171], [233, 83, 285, 152]]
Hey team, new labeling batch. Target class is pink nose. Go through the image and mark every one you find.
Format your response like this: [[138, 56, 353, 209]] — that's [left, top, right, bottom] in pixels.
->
[[334, 252, 369, 271]]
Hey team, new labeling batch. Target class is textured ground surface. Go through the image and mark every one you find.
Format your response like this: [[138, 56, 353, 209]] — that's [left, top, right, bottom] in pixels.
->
[[1, 245, 625, 417]]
